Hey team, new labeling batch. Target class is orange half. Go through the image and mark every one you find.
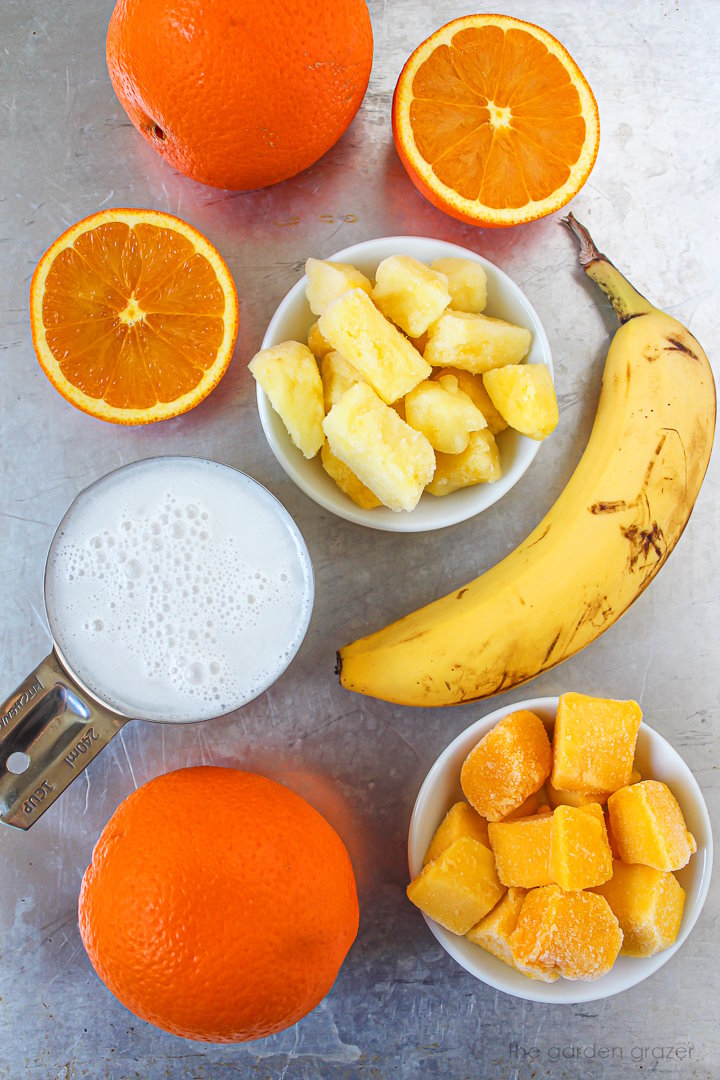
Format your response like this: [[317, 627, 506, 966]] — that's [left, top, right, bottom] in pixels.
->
[[30, 209, 239, 424], [392, 14, 600, 227]]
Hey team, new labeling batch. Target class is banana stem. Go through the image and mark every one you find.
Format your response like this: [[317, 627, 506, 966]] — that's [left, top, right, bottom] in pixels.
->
[[561, 213, 654, 323]]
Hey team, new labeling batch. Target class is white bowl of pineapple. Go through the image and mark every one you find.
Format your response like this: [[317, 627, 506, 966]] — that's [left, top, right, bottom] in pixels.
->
[[252, 236, 555, 531]]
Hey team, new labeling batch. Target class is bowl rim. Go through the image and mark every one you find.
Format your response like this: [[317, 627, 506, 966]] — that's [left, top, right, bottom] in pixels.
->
[[407, 694, 714, 1004], [257, 235, 553, 533]]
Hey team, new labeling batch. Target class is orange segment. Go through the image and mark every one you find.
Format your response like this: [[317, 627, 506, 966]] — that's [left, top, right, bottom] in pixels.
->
[[392, 15, 600, 227], [30, 209, 238, 424]]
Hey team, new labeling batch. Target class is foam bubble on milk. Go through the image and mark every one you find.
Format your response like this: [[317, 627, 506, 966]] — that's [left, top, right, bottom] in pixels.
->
[[45, 459, 313, 722]]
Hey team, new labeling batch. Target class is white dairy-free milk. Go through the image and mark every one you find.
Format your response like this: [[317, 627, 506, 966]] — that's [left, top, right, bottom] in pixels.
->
[[45, 458, 313, 721]]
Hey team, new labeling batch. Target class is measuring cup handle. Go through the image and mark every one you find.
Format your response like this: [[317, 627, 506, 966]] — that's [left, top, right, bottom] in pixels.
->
[[0, 652, 128, 830]]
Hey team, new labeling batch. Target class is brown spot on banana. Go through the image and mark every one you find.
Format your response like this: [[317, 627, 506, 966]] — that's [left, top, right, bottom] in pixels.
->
[[666, 337, 699, 360], [589, 500, 628, 514]]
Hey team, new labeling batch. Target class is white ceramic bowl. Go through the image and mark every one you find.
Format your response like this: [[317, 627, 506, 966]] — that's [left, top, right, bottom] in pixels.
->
[[257, 236, 553, 532], [408, 696, 713, 1003]]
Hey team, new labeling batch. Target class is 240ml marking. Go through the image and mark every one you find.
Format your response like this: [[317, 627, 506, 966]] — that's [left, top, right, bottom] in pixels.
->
[[64, 727, 99, 768], [509, 1041, 696, 1064]]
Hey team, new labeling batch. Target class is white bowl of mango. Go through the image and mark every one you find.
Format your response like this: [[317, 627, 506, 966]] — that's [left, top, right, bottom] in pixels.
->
[[407, 694, 712, 1003], [252, 236, 555, 531]]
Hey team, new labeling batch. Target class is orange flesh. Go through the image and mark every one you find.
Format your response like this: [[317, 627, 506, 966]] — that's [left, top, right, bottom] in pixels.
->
[[409, 26, 586, 208], [41, 223, 226, 408]]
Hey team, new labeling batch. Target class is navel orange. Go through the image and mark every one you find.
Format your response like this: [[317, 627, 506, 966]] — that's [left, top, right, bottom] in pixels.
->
[[78, 767, 359, 1042], [392, 15, 600, 227], [106, 0, 374, 190], [30, 209, 238, 424]]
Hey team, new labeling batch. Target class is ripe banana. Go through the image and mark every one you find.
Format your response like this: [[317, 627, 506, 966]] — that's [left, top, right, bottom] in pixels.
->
[[337, 215, 716, 706]]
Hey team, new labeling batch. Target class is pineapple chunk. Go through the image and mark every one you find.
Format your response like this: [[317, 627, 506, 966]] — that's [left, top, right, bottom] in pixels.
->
[[305, 258, 372, 316], [307, 320, 333, 359], [319, 288, 431, 404], [405, 374, 486, 454], [320, 441, 381, 510], [425, 310, 531, 374], [484, 364, 559, 440], [427, 430, 501, 496], [249, 341, 324, 459], [321, 351, 367, 411], [322, 383, 435, 512], [372, 255, 450, 337], [431, 368, 508, 435], [431, 257, 487, 313]]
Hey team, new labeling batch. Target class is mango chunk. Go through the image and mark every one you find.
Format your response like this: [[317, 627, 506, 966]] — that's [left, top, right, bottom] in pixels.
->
[[372, 255, 451, 337], [502, 792, 540, 821], [550, 804, 613, 891], [249, 341, 324, 459], [591, 861, 686, 957], [305, 258, 372, 316], [607, 781, 696, 871], [547, 781, 608, 809], [321, 350, 367, 411], [322, 382, 435, 512], [431, 257, 488, 313], [320, 441, 381, 510], [426, 429, 501, 496], [488, 814, 553, 888], [431, 368, 508, 434], [425, 310, 531, 374], [551, 693, 642, 793], [510, 885, 623, 981], [461, 710, 552, 822], [307, 320, 333, 359], [405, 374, 486, 454], [483, 363, 559, 440], [423, 801, 490, 866], [319, 288, 431, 404], [406, 836, 506, 935], [466, 887, 554, 978]]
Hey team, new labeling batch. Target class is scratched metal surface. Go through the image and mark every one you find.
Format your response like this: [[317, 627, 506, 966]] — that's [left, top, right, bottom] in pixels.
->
[[1, 1, 718, 1077]]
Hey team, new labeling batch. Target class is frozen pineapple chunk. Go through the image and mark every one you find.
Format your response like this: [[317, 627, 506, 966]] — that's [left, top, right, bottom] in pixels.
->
[[322, 382, 435, 512], [249, 341, 324, 459], [320, 351, 367, 411], [431, 257, 487, 313], [432, 368, 508, 435], [407, 836, 506, 935], [607, 781, 696, 871], [426, 430, 501, 496], [307, 320, 333, 359], [424, 310, 531, 374], [423, 802, 490, 866], [319, 289, 431, 404], [305, 258, 372, 316], [551, 693, 642, 793], [405, 374, 486, 454], [592, 861, 686, 957], [320, 441, 380, 510], [488, 813, 554, 888], [550, 804, 613, 891], [484, 363, 559, 440], [461, 710, 552, 822], [372, 255, 451, 337]]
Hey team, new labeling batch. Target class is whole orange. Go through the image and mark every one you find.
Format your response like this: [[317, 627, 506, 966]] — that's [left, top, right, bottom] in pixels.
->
[[78, 767, 359, 1042], [106, 0, 374, 190]]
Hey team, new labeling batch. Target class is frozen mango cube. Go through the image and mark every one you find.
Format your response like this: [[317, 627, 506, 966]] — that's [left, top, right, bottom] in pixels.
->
[[307, 320, 333, 359], [488, 814, 553, 888], [607, 781, 696, 871], [372, 255, 451, 337], [461, 710, 552, 822], [249, 341, 324, 459], [483, 363, 559, 440], [547, 781, 608, 809], [431, 368, 508, 435], [424, 310, 531, 374], [431, 257, 487, 314], [407, 836, 506, 935], [511, 885, 622, 981], [423, 802, 490, 866], [320, 441, 380, 510], [551, 693, 642, 793], [467, 887, 528, 965], [321, 350, 367, 411], [405, 374, 486, 454], [502, 791, 540, 821], [592, 861, 686, 957], [550, 804, 613, 890], [426, 429, 501, 496], [305, 258, 372, 316], [322, 382, 435, 512], [319, 288, 431, 404]]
